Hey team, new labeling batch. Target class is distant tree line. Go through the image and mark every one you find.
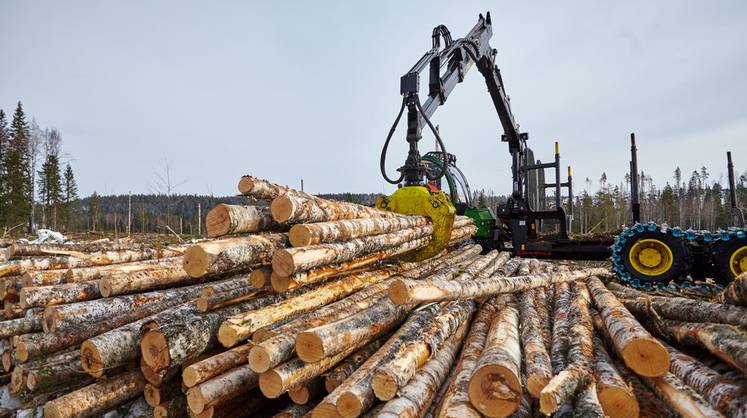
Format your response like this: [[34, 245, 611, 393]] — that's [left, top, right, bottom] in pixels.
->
[[0, 102, 80, 236]]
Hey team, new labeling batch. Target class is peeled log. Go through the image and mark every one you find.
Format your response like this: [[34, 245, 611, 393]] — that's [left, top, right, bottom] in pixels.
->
[[272, 225, 432, 277], [435, 301, 495, 418], [99, 264, 193, 297], [206, 204, 276, 237], [42, 370, 146, 418], [260, 345, 357, 398], [373, 301, 475, 401], [186, 365, 258, 414], [324, 340, 382, 392], [20, 281, 101, 308], [376, 318, 469, 418], [388, 267, 609, 305], [716, 272, 747, 306], [468, 296, 522, 418], [517, 288, 552, 398], [288, 215, 428, 247], [183, 233, 288, 278], [586, 276, 669, 377], [592, 335, 638, 418], [608, 281, 747, 327], [220, 268, 396, 347], [183, 342, 254, 387], [270, 193, 400, 225]]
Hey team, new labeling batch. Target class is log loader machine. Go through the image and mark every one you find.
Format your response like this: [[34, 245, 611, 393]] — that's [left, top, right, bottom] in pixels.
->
[[377, 12, 747, 288]]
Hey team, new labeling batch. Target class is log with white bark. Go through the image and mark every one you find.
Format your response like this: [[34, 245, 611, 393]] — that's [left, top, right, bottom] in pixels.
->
[[313, 303, 443, 418], [592, 335, 638, 418], [272, 403, 313, 418], [468, 296, 522, 418], [271, 193, 400, 225], [716, 272, 747, 306], [388, 267, 609, 305], [539, 282, 594, 415], [99, 263, 194, 297], [376, 317, 469, 418], [183, 342, 255, 387], [183, 233, 288, 278], [324, 339, 382, 392], [195, 286, 262, 312], [185, 364, 258, 414], [573, 381, 605, 418], [272, 225, 433, 277], [65, 257, 181, 283], [24, 349, 92, 394], [21, 269, 69, 286], [79, 302, 199, 377], [140, 292, 292, 373], [6, 242, 145, 258], [0, 312, 42, 339], [288, 215, 429, 247], [612, 357, 676, 418], [517, 287, 552, 398], [219, 268, 397, 347], [435, 301, 495, 418], [19, 281, 101, 308], [238, 175, 295, 199], [372, 301, 475, 401], [206, 204, 276, 237], [665, 342, 747, 417], [586, 276, 670, 377], [607, 281, 747, 327], [4, 301, 24, 319], [42, 370, 146, 418], [643, 371, 725, 418]]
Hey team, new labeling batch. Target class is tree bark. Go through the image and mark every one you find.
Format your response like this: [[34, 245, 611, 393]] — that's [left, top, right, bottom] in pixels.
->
[[42, 370, 146, 418], [20, 281, 101, 308], [586, 276, 669, 377], [21, 269, 69, 286], [7, 242, 145, 258], [642, 371, 725, 418], [99, 263, 193, 297], [185, 365, 258, 414], [270, 193, 400, 225], [3, 250, 177, 278], [183, 342, 254, 388], [373, 301, 475, 401], [288, 215, 429, 247], [592, 335, 638, 418], [219, 268, 396, 347], [435, 301, 495, 418], [389, 267, 609, 305], [206, 204, 276, 237], [324, 340, 382, 392], [25, 349, 92, 394], [517, 288, 552, 398], [468, 296, 522, 418], [533, 285, 553, 353], [196, 286, 262, 312], [272, 226, 433, 277], [272, 403, 313, 418], [716, 272, 747, 306], [0, 312, 42, 339], [376, 318, 469, 418], [183, 233, 288, 278], [65, 257, 182, 283], [573, 381, 605, 418], [608, 281, 747, 327]]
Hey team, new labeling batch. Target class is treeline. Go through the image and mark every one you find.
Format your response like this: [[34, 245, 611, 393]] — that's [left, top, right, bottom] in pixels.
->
[[0, 102, 80, 236]]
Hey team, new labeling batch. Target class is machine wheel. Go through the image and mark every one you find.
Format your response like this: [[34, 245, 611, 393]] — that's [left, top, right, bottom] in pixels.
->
[[619, 230, 689, 284], [711, 237, 747, 285]]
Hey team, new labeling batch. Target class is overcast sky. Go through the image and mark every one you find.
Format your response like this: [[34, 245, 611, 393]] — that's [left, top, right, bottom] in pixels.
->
[[1, 1, 746, 197]]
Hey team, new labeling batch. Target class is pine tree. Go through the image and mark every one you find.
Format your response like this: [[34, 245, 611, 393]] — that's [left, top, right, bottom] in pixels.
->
[[2, 102, 32, 233], [61, 164, 79, 231]]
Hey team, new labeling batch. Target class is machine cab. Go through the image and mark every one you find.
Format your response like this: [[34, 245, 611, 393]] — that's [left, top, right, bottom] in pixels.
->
[[422, 151, 472, 215]]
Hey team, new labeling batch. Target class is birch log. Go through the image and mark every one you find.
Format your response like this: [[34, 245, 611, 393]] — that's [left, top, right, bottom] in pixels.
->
[[573, 381, 605, 418], [586, 276, 669, 377], [288, 215, 429, 247], [42, 370, 146, 418], [185, 365, 258, 414], [468, 296, 522, 418], [206, 204, 276, 237], [271, 193, 399, 225], [0, 313, 42, 339], [643, 372, 725, 418], [272, 225, 433, 277], [324, 340, 382, 392], [388, 267, 609, 305], [21, 269, 69, 286], [19, 281, 101, 308], [183, 342, 254, 387], [716, 272, 747, 306], [592, 335, 638, 418], [99, 264, 193, 297], [183, 233, 288, 278], [517, 288, 552, 398]]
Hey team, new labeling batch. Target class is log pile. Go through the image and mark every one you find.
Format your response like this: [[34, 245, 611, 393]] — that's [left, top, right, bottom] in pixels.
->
[[2, 175, 746, 418]]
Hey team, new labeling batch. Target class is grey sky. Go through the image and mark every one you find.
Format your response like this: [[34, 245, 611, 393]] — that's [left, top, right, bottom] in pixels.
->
[[1, 1, 746, 197]]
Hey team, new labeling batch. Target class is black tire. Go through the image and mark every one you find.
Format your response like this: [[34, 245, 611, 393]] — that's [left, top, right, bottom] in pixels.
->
[[710, 237, 747, 285], [620, 230, 689, 284]]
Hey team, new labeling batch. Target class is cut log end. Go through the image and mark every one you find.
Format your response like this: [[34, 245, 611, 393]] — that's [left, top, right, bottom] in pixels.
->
[[2, 351, 13, 371], [526, 374, 551, 399], [288, 225, 313, 247], [337, 392, 364, 418], [141, 331, 171, 371], [312, 401, 342, 418], [80, 340, 105, 378], [620, 338, 670, 377], [205, 204, 232, 237], [468, 365, 522, 418], [183, 246, 210, 278], [15, 341, 30, 362], [196, 298, 209, 312], [248, 346, 272, 373], [387, 280, 412, 305], [182, 367, 200, 388], [43, 403, 64, 418], [99, 278, 113, 297], [271, 250, 296, 278], [186, 387, 207, 414], [270, 272, 294, 293], [598, 386, 639, 418], [218, 323, 240, 348], [289, 385, 312, 404], [250, 268, 271, 289], [258, 370, 284, 399], [295, 332, 325, 363], [270, 196, 296, 224], [144, 383, 161, 406], [371, 372, 398, 401]]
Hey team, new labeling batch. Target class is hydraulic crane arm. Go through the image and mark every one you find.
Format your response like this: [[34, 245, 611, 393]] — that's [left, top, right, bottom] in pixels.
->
[[381, 12, 529, 199]]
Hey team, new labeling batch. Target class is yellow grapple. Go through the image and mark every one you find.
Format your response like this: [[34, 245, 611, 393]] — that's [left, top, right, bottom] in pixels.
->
[[375, 185, 456, 260]]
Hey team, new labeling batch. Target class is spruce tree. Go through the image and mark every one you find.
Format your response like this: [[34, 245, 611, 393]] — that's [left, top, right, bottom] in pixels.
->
[[38, 154, 63, 229], [62, 164, 79, 231], [2, 102, 32, 233], [0, 109, 9, 224]]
